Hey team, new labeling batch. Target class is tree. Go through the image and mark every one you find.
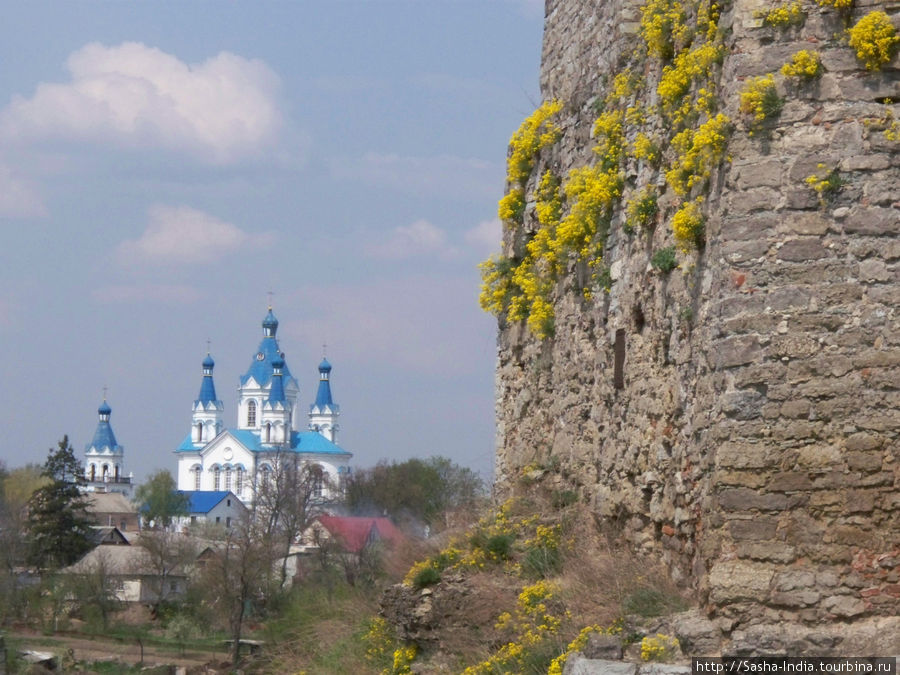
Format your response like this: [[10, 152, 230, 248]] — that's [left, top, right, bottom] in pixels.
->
[[136, 469, 189, 530], [195, 514, 276, 667], [26, 436, 93, 570], [252, 452, 329, 586], [345, 456, 485, 531], [137, 530, 196, 614]]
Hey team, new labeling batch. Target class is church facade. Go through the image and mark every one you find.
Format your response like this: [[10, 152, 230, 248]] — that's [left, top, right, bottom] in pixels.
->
[[84, 400, 135, 499], [174, 307, 351, 507]]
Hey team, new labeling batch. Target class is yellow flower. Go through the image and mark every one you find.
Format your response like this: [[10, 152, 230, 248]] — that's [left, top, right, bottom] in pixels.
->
[[848, 11, 899, 71]]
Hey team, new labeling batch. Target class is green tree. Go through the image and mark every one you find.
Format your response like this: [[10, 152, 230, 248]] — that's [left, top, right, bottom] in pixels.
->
[[136, 469, 189, 529], [346, 456, 485, 531], [26, 436, 93, 570]]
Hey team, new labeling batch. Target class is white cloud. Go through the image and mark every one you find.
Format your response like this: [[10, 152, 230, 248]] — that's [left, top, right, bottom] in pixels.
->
[[331, 153, 501, 198], [117, 204, 273, 265], [0, 164, 47, 218], [281, 276, 493, 376], [0, 42, 282, 164], [464, 218, 502, 252], [92, 283, 204, 305], [366, 219, 458, 260]]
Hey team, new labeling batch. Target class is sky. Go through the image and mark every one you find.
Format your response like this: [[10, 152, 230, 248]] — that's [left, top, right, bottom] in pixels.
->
[[0, 1, 545, 485]]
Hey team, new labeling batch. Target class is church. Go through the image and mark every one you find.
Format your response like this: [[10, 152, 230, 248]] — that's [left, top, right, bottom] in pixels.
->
[[174, 307, 352, 506]]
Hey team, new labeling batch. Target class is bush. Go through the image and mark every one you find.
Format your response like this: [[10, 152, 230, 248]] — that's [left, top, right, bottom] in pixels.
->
[[651, 247, 678, 273], [485, 533, 516, 560], [740, 74, 782, 126], [848, 11, 899, 71], [623, 587, 688, 617], [781, 50, 823, 79]]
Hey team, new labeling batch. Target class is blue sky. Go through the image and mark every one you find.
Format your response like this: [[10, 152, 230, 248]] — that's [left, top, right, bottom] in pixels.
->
[[0, 1, 544, 483]]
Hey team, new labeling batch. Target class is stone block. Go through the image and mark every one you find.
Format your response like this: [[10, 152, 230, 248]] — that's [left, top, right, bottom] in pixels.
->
[[777, 239, 830, 262], [713, 336, 762, 369], [737, 542, 798, 563], [770, 590, 821, 607], [844, 208, 899, 236], [563, 656, 637, 675], [728, 517, 778, 541], [718, 488, 797, 512], [716, 442, 770, 469], [583, 633, 624, 660], [768, 334, 819, 358], [709, 560, 775, 603], [858, 259, 890, 283], [767, 471, 814, 492], [821, 594, 866, 618], [845, 451, 883, 472]]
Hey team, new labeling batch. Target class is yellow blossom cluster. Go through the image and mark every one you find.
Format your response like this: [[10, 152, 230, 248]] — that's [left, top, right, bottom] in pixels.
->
[[641, 634, 681, 661], [640, 0, 688, 59], [625, 186, 659, 232], [548, 622, 625, 675], [665, 113, 731, 195], [848, 11, 899, 71], [759, 0, 805, 28], [815, 0, 853, 10], [632, 132, 659, 164], [739, 74, 782, 128], [781, 50, 823, 79], [804, 163, 842, 204], [658, 42, 723, 124], [671, 198, 705, 250], [505, 100, 563, 190]]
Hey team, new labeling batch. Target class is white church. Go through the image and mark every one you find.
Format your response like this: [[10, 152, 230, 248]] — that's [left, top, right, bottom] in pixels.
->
[[173, 307, 352, 506]]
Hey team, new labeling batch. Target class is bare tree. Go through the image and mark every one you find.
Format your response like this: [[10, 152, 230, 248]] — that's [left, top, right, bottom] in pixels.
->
[[252, 451, 332, 586], [69, 548, 122, 630], [137, 530, 195, 614], [195, 514, 276, 667]]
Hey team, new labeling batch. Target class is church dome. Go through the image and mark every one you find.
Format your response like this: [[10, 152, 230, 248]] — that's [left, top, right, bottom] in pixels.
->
[[262, 308, 279, 336], [98, 400, 112, 416], [202, 353, 215, 369], [318, 357, 332, 373]]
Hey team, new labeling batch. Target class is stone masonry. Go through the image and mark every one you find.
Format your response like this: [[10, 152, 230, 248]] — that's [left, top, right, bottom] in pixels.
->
[[494, 0, 899, 639]]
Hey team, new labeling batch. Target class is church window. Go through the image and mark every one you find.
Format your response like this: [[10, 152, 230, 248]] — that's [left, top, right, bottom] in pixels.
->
[[236, 467, 243, 495], [265, 423, 271, 442], [214, 467, 221, 491], [196, 422, 203, 442], [102, 464, 109, 480], [90, 464, 96, 481], [311, 465, 325, 498], [115, 465, 120, 481], [247, 400, 257, 427], [194, 467, 201, 490], [225, 467, 232, 491]]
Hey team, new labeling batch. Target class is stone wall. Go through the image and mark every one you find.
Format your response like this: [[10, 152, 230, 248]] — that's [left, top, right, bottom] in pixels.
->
[[494, 0, 899, 632]]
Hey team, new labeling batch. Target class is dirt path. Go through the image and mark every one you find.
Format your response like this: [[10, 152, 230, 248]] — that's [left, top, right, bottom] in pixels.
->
[[9, 629, 229, 670]]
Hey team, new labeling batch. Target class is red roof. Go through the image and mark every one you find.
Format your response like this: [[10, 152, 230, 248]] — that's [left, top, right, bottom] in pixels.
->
[[315, 515, 404, 553]]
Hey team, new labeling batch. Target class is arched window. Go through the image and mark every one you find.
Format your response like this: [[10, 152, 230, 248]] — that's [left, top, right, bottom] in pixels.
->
[[311, 464, 325, 498], [90, 464, 96, 481], [247, 400, 257, 427], [214, 466, 221, 491], [114, 465, 120, 481], [265, 423, 271, 443], [225, 466, 232, 491], [194, 466, 202, 490], [236, 467, 244, 495], [102, 464, 109, 480], [196, 421, 203, 442]]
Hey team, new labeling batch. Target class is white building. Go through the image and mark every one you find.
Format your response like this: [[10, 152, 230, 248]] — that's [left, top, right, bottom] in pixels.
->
[[175, 307, 351, 507], [83, 399, 135, 499]]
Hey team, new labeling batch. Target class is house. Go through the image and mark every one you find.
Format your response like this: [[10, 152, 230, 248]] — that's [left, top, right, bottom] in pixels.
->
[[305, 515, 404, 554], [85, 491, 140, 532], [63, 541, 190, 604], [89, 526, 130, 546], [178, 490, 248, 529]]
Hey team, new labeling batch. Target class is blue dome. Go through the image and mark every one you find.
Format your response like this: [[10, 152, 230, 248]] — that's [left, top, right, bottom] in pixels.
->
[[98, 400, 112, 416], [272, 355, 285, 370], [202, 353, 215, 369], [318, 358, 332, 373], [262, 308, 279, 335]]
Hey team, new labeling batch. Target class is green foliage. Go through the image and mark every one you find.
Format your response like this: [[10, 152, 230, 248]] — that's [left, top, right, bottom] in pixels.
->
[[136, 469, 189, 529], [805, 163, 842, 204], [550, 489, 578, 509], [651, 246, 678, 272], [412, 565, 442, 589], [623, 587, 689, 617], [485, 532, 516, 560], [345, 456, 484, 531], [26, 436, 93, 570], [625, 187, 658, 233], [740, 74, 783, 130]]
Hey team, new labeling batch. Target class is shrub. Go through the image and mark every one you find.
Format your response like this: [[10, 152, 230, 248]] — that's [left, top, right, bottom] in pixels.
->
[[804, 163, 842, 203], [625, 187, 659, 233], [641, 633, 681, 661], [498, 188, 525, 223], [651, 246, 678, 273], [815, 0, 853, 10], [412, 565, 441, 588], [759, 1, 805, 28], [740, 74, 783, 126], [781, 50, 823, 79], [671, 198, 705, 250], [485, 532, 516, 560], [848, 11, 899, 71], [624, 587, 689, 617]]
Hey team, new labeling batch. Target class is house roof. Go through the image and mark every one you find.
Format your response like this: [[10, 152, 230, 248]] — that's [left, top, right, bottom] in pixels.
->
[[178, 490, 245, 515], [85, 491, 137, 514], [315, 515, 404, 554]]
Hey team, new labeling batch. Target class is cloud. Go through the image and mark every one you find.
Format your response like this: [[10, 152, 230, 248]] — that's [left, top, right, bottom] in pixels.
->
[[92, 283, 204, 305], [0, 164, 47, 218], [281, 276, 492, 376], [331, 153, 500, 198], [0, 42, 282, 164], [464, 218, 502, 252], [366, 219, 459, 260], [117, 204, 273, 265]]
